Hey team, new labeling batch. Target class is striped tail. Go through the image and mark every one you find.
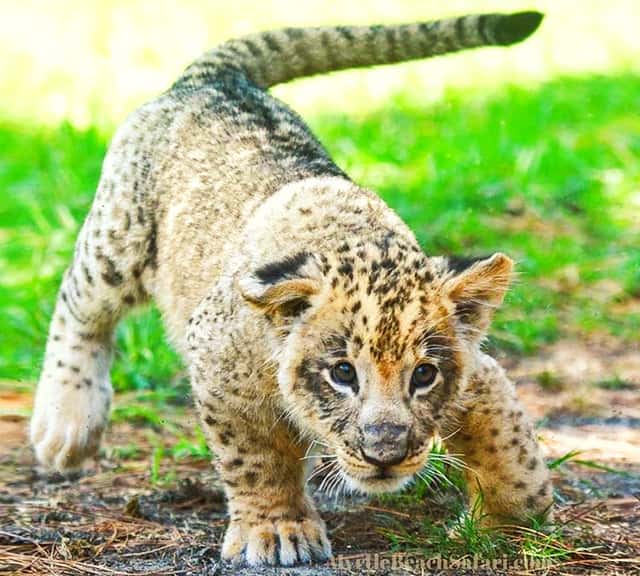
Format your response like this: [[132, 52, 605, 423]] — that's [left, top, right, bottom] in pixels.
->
[[174, 11, 543, 90]]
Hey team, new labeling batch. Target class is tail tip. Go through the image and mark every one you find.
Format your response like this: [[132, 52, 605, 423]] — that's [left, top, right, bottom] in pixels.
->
[[495, 11, 544, 46]]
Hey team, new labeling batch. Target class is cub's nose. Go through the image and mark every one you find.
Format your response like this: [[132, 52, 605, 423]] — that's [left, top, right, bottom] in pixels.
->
[[360, 423, 410, 467]]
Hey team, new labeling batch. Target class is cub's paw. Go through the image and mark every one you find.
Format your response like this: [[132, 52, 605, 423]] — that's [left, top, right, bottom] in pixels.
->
[[222, 516, 332, 566], [30, 382, 111, 472]]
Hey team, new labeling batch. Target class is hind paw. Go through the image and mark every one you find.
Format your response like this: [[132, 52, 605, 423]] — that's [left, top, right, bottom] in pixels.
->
[[31, 380, 111, 472]]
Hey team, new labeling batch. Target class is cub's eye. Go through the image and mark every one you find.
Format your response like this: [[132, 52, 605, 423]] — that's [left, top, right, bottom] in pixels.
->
[[410, 363, 438, 394], [330, 361, 357, 388]]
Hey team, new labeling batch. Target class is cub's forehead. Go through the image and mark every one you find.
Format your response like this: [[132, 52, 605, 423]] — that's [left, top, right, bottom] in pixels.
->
[[325, 295, 452, 364], [320, 236, 444, 297], [318, 240, 452, 362]]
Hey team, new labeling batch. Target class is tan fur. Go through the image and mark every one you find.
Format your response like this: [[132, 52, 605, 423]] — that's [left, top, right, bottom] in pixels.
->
[[30, 12, 549, 566], [442, 353, 553, 525]]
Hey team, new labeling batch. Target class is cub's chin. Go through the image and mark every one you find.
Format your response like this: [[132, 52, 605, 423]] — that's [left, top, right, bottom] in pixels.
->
[[342, 470, 414, 494]]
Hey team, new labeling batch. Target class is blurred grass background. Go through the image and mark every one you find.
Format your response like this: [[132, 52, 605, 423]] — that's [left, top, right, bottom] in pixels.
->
[[1, 0, 639, 391]]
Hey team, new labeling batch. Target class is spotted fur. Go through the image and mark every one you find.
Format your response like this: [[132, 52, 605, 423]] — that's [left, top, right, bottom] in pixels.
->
[[31, 10, 550, 567]]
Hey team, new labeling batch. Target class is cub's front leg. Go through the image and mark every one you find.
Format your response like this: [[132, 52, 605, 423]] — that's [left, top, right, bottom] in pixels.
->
[[443, 353, 553, 526], [186, 300, 331, 567], [204, 409, 330, 566]]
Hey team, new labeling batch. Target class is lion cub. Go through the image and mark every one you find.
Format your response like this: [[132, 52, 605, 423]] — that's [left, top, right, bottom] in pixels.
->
[[31, 11, 552, 566]]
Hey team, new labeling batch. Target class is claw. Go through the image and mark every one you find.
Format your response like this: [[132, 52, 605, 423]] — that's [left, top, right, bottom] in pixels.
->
[[222, 516, 332, 566]]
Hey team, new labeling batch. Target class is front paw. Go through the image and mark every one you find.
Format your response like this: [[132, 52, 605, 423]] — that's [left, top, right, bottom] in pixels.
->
[[222, 515, 332, 566]]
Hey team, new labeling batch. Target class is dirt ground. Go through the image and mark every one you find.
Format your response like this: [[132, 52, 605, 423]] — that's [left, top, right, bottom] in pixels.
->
[[1, 338, 639, 575]]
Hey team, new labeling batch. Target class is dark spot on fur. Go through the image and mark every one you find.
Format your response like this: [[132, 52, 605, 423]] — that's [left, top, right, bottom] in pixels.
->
[[82, 265, 94, 285], [297, 360, 324, 395], [336, 26, 356, 41], [143, 217, 158, 270], [218, 433, 230, 445], [280, 298, 311, 318], [254, 252, 311, 285], [101, 258, 124, 287], [455, 300, 482, 325], [337, 261, 353, 278], [448, 255, 490, 274]]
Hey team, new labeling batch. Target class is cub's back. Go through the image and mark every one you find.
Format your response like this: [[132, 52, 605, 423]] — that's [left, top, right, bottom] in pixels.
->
[[145, 75, 346, 335]]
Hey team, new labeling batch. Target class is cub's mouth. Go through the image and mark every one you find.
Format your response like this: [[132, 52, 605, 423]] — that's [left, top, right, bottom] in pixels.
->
[[335, 449, 429, 494]]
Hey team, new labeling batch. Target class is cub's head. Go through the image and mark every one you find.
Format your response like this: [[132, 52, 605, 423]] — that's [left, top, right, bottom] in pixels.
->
[[240, 237, 512, 494]]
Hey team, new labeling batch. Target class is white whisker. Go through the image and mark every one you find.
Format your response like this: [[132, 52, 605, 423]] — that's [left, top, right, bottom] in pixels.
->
[[299, 453, 336, 461], [305, 458, 338, 485]]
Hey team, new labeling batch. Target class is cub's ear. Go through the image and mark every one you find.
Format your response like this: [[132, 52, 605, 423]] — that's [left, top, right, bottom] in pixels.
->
[[239, 252, 322, 318], [444, 253, 514, 339]]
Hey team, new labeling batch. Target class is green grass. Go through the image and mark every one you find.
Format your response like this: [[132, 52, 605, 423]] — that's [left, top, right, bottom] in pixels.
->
[[536, 370, 565, 392], [312, 74, 640, 353], [596, 375, 635, 390], [2, 73, 638, 388], [149, 428, 211, 485], [373, 443, 636, 569], [0, 123, 181, 387], [376, 447, 571, 566], [549, 449, 638, 478]]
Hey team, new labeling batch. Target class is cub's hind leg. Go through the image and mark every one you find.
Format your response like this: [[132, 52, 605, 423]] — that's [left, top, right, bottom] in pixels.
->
[[31, 266, 117, 472], [442, 353, 553, 525], [31, 129, 155, 472]]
